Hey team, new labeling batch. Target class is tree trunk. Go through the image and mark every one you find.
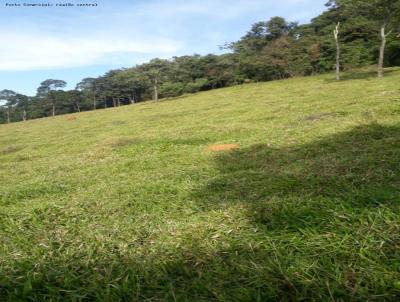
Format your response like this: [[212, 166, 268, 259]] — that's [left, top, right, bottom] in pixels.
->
[[112, 98, 116, 107], [334, 22, 340, 80], [93, 94, 96, 110], [117, 98, 120, 107], [52, 103, 55, 117], [104, 98, 107, 108], [153, 77, 158, 102], [6, 108, 10, 124], [378, 24, 387, 78], [76, 103, 81, 112], [22, 109, 27, 121]]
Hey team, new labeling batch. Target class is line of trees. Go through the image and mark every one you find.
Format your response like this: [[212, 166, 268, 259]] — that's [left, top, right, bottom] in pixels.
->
[[1, 0, 399, 124]]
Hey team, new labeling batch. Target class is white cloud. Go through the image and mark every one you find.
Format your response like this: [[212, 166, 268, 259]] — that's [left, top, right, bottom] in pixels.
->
[[0, 32, 182, 71], [0, 0, 326, 71], [128, 0, 321, 21]]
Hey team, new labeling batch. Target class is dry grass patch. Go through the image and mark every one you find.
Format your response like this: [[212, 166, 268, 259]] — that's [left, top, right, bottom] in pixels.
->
[[208, 144, 240, 151]]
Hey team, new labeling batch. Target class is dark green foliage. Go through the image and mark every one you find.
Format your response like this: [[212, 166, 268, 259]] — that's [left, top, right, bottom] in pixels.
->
[[160, 82, 186, 98]]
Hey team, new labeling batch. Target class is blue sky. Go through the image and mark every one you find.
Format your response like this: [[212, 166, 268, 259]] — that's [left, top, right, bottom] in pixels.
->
[[0, 0, 327, 95]]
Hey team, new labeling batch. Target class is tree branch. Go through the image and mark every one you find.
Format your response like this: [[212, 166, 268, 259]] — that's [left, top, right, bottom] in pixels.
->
[[385, 30, 393, 37]]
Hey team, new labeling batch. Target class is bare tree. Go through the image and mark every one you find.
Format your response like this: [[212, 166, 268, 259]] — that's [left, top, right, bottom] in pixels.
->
[[153, 76, 159, 102], [334, 22, 341, 80], [378, 23, 392, 78]]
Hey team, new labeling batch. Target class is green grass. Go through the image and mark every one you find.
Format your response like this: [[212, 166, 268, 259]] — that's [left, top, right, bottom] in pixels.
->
[[1, 68, 400, 301]]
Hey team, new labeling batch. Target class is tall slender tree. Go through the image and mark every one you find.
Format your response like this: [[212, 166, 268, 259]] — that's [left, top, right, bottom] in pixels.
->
[[76, 78, 97, 110], [37, 79, 67, 116], [334, 22, 341, 80]]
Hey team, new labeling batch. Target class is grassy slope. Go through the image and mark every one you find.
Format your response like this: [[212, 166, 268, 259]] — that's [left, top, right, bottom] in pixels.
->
[[1, 68, 400, 301]]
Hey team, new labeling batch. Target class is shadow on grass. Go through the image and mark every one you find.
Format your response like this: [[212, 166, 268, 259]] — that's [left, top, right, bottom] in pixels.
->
[[195, 123, 400, 213], [188, 123, 400, 299], [324, 69, 398, 83], [2, 124, 400, 301]]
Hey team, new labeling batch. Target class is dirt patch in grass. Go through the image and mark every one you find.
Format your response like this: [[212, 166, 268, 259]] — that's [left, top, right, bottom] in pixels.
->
[[104, 137, 138, 148], [112, 120, 127, 125], [81, 137, 138, 164], [169, 138, 211, 145], [304, 111, 349, 122], [208, 144, 240, 151], [1, 145, 24, 154]]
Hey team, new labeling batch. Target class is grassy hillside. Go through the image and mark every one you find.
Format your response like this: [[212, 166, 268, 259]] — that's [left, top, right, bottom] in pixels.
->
[[1, 68, 400, 301]]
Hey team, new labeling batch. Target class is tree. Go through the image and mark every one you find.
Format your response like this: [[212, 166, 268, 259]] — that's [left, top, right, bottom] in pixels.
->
[[67, 90, 84, 113], [266, 16, 296, 40], [76, 78, 97, 110], [37, 79, 67, 116], [100, 70, 127, 107], [114, 69, 150, 104], [336, 0, 400, 77], [14, 94, 30, 121], [140, 59, 171, 102], [92, 76, 110, 109], [230, 17, 297, 54], [0, 89, 17, 123]]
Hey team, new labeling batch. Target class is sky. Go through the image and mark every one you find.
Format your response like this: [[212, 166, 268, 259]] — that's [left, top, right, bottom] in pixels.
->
[[0, 0, 328, 96]]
